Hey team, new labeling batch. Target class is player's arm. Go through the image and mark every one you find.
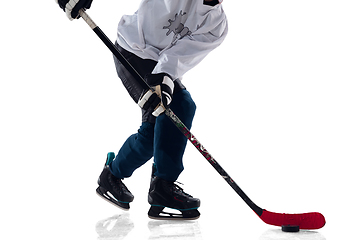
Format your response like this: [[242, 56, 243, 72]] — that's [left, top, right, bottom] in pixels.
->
[[152, 17, 228, 80]]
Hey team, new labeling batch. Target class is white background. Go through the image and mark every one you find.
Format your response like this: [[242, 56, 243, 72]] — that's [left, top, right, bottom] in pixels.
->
[[1, 1, 359, 239]]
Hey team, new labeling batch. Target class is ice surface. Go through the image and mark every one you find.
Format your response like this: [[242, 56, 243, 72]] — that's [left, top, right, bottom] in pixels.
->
[[259, 229, 326, 240]]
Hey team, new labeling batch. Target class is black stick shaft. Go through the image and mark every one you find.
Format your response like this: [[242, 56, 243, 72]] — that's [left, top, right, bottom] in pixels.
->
[[79, 10, 263, 217]]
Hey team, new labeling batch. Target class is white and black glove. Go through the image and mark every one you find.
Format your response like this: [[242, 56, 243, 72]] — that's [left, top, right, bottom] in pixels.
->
[[56, 0, 93, 20], [138, 73, 175, 117]]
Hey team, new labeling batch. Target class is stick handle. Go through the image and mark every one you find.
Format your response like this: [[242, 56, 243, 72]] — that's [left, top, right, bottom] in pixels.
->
[[79, 9, 97, 29]]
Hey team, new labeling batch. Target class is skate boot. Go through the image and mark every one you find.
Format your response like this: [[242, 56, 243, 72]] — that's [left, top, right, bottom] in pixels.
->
[[96, 152, 134, 210], [148, 168, 200, 220]]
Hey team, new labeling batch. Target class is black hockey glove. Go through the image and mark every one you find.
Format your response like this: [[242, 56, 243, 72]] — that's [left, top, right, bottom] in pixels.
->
[[138, 73, 174, 117], [56, 0, 93, 20]]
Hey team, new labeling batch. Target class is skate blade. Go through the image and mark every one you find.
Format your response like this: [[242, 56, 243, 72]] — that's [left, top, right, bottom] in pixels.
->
[[148, 206, 200, 220], [96, 187, 130, 211]]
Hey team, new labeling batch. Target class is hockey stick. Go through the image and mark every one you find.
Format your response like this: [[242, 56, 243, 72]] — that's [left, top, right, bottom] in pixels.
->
[[79, 10, 325, 230]]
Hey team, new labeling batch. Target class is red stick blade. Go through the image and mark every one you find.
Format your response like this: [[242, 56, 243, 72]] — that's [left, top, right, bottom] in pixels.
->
[[259, 210, 326, 230]]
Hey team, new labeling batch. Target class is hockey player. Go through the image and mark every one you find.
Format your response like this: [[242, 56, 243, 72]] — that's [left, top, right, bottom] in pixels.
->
[[56, 0, 228, 220]]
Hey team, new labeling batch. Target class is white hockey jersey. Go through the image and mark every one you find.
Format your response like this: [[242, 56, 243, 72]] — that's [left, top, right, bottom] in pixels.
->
[[116, 0, 228, 80]]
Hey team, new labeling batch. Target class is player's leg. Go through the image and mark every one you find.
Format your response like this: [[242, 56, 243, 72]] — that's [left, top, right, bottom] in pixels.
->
[[149, 88, 200, 219], [152, 88, 196, 182], [97, 43, 157, 209]]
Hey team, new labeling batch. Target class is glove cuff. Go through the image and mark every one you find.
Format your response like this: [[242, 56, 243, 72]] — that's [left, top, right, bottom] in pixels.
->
[[146, 73, 173, 86], [162, 75, 175, 94]]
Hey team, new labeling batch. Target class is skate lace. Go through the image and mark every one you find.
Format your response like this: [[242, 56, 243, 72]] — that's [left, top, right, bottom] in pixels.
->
[[173, 181, 193, 198], [111, 175, 129, 192]]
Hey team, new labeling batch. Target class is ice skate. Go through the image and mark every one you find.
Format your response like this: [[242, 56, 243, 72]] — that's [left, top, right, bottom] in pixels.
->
[[97, 152, 134, 210], [148, 171, 200, 220]]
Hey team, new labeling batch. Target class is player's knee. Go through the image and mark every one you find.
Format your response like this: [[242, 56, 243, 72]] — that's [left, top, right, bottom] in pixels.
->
[[186, 98, 197, 116], [182, 91, 197, 116]]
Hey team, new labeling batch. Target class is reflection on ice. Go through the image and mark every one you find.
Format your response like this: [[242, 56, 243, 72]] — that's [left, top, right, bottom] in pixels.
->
[[259, 229, 326, 240], [148, 220, 202, 240], [95, 213, 202, 240], [96, 213, 134, 240]]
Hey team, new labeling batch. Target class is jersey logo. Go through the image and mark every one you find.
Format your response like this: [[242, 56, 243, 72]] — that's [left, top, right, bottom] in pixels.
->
[[163, 10, 192, 43]]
